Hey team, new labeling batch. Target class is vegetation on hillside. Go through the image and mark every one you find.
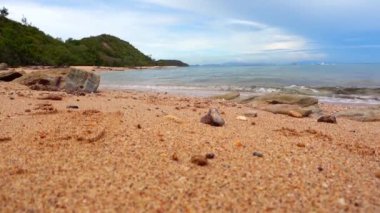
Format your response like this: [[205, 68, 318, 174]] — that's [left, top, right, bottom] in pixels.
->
[[0, 12, 188, 67]]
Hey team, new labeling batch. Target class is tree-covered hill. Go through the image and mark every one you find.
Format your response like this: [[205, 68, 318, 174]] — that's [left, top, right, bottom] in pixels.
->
[[0, 16, 188, 67]]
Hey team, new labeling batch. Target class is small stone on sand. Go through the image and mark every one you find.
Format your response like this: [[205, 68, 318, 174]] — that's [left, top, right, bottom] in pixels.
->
[[244, 111, 258, 118], [171, 153, 179, 161], [205, 153, 215, 159], [317, 115, 337, 124], [375, 171, 380, 179], [190, 155, 208, 166], [236, 116, 248, 121], [66, 105, 79, 109], [0, 137, 12, 142], [252, 152, 263, 158], [296, 143, 306, 148], [200, 108, 225, 127]]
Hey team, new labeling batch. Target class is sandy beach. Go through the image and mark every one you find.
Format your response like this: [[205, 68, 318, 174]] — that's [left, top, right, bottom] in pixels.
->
[[0, 81, 379, 212]]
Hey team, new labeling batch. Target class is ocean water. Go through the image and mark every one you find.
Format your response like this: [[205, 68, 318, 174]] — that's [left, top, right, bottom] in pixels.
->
[[99, 64, 380, 104]]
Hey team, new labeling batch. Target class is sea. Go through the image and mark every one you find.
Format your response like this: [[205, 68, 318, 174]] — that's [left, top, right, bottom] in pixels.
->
[[99, 64, 380, 105]]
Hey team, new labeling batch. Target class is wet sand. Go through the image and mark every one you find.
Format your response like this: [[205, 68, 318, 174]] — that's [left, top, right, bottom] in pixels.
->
[[0, 82, 379, 212]]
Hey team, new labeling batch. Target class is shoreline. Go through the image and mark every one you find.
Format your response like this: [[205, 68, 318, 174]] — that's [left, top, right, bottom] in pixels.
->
[[98, 86, 380, 106]]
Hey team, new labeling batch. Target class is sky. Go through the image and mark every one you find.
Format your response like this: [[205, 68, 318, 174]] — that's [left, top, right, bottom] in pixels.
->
[[2, 0, 380, 64]]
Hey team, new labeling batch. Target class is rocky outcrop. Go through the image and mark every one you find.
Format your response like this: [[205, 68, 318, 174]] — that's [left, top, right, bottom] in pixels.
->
[[242, 93, 319, 118], [64, 68, 100, 93], [16, 68, 100, 94], [201, 108, 225, 126], [259, 104, 313, 118], [251, 93, 318, 107], [0, 71, 23, 82], [336, 106, 380, 122], [0, 63, 8, 70]]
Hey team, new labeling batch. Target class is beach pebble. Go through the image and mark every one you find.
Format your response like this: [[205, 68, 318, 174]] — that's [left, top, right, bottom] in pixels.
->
[[375, 171, 380, 179], [252, 151, 264, 158], [190, 155, 208, 166], [200, 108, 225, 127], [205, 153, 215, 159], [236, 116, 248, 121], [66, 105, 79, 109], [317, 115, 337, 124], [244, 111, 258, 117], [0, 137, 12, 142], [171, 153, 179, 161], [296, 143, 306, 148]]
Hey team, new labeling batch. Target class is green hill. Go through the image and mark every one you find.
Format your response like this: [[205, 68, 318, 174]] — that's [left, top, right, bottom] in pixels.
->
[[0, 16, 188, 67]]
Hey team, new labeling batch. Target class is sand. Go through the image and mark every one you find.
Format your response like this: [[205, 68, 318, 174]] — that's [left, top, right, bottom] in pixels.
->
[[0, 82, 379, 212]]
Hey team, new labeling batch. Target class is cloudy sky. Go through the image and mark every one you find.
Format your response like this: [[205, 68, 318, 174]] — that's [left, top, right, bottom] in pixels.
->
[[3, 0, 380, 64]]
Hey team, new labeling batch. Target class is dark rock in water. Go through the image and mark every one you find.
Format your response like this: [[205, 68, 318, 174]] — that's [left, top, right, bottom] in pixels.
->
[[252, 151, 264, 158], [0, 63, 8, 70], [0, 71, 23, 82], [191, 155, 208, 166], [211, 92, 240, 100], [66, 105, 79, 109], [336, 106, 380, 122], [16, 68, 100, 94], [201, 108, 225, 127], [317, 115, 337, 123]]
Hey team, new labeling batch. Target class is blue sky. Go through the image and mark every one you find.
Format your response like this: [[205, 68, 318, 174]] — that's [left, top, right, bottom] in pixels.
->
[[3, 0, 380, 64]]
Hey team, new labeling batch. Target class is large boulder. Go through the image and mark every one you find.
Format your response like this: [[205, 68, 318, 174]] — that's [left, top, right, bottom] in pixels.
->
[[64, 68, 100, 93], [0, 71, 23, 82], [16, 68, 100, 93], [336, 106, 380, 122], [0, 63, 8, 70]]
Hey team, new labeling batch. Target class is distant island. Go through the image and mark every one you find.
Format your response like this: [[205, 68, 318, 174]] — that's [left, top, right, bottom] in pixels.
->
[[0, 16, 188, 67]]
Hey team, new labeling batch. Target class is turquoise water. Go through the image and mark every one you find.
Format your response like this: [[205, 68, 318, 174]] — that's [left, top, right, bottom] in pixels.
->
[[99, 64, 380, 104]]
